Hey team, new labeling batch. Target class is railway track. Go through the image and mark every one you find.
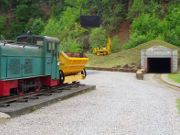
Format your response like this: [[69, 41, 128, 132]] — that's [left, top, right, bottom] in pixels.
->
[[0, 82, 82, 107]]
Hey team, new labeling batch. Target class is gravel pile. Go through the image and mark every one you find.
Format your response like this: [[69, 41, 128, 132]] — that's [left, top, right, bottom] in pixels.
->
[[0, 70, 180, 135]]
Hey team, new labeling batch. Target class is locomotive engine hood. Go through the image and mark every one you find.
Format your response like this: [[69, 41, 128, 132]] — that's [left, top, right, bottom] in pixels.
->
[[0, 43, 43, 57]]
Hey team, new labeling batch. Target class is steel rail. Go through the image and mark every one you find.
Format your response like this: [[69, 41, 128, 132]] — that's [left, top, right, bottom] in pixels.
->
[[0, 82, 81, 107]]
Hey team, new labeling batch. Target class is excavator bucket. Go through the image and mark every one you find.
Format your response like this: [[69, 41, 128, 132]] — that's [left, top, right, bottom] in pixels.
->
[[80, 15, 101, 28]]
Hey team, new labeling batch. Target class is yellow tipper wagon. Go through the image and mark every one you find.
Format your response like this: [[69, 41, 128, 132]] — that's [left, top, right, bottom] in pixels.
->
[[59, 52, 88, 83]]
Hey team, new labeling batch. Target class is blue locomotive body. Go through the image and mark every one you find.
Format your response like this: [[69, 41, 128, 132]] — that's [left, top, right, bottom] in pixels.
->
[[0, 35, 60, 96]]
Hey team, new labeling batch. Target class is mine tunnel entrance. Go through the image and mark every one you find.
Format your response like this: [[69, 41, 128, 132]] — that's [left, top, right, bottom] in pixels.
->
[[147, 58, 171, 73]]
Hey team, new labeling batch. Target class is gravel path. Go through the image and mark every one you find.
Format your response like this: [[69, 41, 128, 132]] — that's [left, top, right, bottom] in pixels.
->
[[0, 70, 180, 135]]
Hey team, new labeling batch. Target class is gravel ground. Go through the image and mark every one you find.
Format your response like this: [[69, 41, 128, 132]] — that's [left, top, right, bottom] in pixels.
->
[[0, 70, 180, 135]]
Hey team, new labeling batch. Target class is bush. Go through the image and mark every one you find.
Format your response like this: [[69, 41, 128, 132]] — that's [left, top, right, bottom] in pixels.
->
[[125, 8, 180, 49], [26, 18, 45, 34], [0, 16, 6, 35], [10, 21, 26, 38], [128, 1, 163, 20], [15, 4, 29, 21], [61, 38, 82, 53], [131, 14, 161, 36], [111, 36, 121, 53], [144, 1, 160, 15], [124, 14, 160, 49], [0, 16, 6, 38], [89, 27, 106, 51], [128, 0, 145, 20], [0, 16, 6, 30], [43, 6, 87, 53], [42, 17, 60, 38], [3, 1, 43, 38], [164, 5, 180, 46], [166, 28, 180, 46], [102, 3, 124, 33], [124, 33, 148, 49], [87, 1, 124, 33]]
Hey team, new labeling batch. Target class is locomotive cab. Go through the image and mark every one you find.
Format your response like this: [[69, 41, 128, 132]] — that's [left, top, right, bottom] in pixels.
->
[[16, 35, 44, 46], [44, 36, 60, 81], [0, 35, 61, 96], [16, 35, 60, 80]]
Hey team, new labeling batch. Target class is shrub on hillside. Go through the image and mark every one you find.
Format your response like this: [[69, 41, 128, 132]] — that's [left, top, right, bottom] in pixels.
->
[[125, 4, 180, 49], [128, 0, 145, 20], [89, 27, 106, 51], [165, 5, 180, 46], [128, 0, 164, 20], [26, 18, 45, 34], [111, 36, 121, 53], [0, 16, 6, 28], [86, 0, 124, 33], [61, 37, 82, 53], [102, 3, 124, 33], [0, 16, 6, 33], [124, 14, 160, 49], [43, 17, 60, 38], [131, 14, 161, 36], [43, 6, 87, 53], [123, 33, 148, 49]]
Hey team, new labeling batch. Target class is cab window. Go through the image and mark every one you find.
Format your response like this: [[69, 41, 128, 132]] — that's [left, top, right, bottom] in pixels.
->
[[17, 36, 44, 46], [17, 37, 30, 44], [32, 37, 43, 46], [47, 42, 56, 51]]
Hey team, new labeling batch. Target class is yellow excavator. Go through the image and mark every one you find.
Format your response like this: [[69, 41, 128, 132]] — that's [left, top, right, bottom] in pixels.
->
[[93, 35, 111, 56], [80, 0, 111, 56]]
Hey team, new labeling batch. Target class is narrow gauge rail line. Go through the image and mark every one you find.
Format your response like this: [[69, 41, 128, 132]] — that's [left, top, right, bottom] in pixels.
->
[[0, 82, 82, 107]]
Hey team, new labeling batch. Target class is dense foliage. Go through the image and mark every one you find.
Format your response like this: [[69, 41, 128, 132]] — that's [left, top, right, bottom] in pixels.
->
[[0, 0, 179, 52], [89, 27, 106, 51], [125, 2, 180, 49]]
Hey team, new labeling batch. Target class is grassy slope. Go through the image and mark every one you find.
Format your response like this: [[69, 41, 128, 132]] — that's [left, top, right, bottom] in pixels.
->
[[177, 99, 180, 112], [87, 40, 180, 68], [168, 74, 180, 83]]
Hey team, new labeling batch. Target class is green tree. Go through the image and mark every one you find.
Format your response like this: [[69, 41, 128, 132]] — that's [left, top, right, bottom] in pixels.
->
[[0, 16, 6, 31], [111, 36, 121, 53], [128, 0, 145, 20], [89, 27, 106, 50], [43, 6, 87, 52], [43, 17, 61, 37], [86, 0, 124, 33], [26, 18, 45, 34], [124, 14, 162, 49], [165, 5, 180, 45]]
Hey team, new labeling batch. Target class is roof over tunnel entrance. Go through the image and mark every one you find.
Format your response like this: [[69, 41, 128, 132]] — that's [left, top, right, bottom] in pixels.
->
[[141, 46, 178, 73]]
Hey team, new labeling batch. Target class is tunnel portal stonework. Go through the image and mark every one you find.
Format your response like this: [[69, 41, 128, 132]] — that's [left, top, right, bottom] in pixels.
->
[[141, 46, 178, 73]]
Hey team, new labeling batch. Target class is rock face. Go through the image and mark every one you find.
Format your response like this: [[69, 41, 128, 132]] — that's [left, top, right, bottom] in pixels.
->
[[0, 112, 10, 119], [112, 63, 139, 72], [136, 69, 145, 80]]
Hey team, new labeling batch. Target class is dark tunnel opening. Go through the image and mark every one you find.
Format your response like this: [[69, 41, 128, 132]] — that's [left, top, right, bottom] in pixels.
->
[[147, 58, 171, 73]]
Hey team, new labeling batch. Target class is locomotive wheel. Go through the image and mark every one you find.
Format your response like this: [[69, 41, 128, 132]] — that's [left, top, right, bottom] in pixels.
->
[[35, 78, 41, 92], [18, 80, 25, 96], [17, 89, 23, 96], [81, 69, 87, 78], [59, 70, 65, 83]]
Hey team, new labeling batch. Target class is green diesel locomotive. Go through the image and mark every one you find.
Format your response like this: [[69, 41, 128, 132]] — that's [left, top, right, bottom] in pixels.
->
[[0, 34, 61, 96]]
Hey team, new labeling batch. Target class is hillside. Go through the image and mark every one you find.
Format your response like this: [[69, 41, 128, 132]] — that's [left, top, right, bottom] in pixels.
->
[[87, 40, 180, 68], [0, 0, 179, 53]]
